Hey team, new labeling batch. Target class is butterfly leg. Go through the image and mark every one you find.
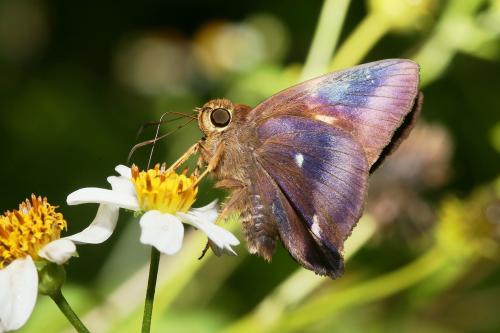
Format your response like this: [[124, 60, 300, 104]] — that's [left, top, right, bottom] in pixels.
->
[[198, 242, 210, 260], [198, 180, 246, 259], [166, 142, 200, 172], [192, 142, 225, 187], [214, 179, 246, 222], [193, 155, 204, 177]]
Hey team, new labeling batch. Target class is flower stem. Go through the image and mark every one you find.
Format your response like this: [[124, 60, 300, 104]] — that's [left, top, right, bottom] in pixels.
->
[[300, 0, 351, 80], [329, 13, 390, 70], [142, 247, 161, 333], [50, 290, 90, 333]]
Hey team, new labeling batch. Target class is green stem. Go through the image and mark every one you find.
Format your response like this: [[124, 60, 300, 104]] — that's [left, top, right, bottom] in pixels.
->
[[269, 246, 447, 333], [142, 247, 161, 333], [300, 0, 351, 80], [330, 13, 390, 70], [413, 0, 487, 87], [107, 224, 241, 333], [50, 290, 90, 333], [220, 215, 377, 333]]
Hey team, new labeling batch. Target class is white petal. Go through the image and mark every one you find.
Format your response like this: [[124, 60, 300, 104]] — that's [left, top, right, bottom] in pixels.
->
[[107, 176, 136, 196], [67, 188, 139, 211], [0, 257, 38, 332], [210, 240, 238, 256], [139, 211, 184, 255], [177, 207, 240, 255], [38, 239, 76, 264], [64, 204, 120, 244], [186, 200, 219, 224], [115, 165, 132, 178], [190, 200, 218, 213]]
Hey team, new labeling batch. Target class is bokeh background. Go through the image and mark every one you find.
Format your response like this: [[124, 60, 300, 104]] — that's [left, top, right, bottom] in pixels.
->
[[1, 0, 500, 332]]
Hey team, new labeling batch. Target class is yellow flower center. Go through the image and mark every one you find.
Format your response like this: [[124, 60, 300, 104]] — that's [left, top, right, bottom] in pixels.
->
[[0, 195, 67, 268], [131, 164, 198, 214]]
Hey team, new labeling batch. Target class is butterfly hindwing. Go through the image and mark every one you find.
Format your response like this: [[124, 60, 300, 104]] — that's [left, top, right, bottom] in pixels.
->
[[249, 160, 344, 278], [254, 116, 369, 277], [248, 59, 421, 167]]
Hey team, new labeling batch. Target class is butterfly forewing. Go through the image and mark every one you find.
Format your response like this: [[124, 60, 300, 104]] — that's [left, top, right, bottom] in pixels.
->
[[249, 59, 420, 166]]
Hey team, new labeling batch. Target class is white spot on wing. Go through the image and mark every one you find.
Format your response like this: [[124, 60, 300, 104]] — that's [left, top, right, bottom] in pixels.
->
[[314, 114, 337, 125], [312, 215, 321, 236], [295, 153, 304, 168]]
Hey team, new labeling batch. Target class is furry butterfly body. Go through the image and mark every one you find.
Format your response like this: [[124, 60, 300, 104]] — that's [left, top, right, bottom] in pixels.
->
[[194, 59, 422, 278]]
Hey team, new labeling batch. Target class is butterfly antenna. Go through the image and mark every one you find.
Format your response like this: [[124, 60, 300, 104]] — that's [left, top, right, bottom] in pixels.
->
[[136, 117, 184, 139], [147, 112, 168, 169], [127, 117, 195, 164], [136, 112, 197, 139]]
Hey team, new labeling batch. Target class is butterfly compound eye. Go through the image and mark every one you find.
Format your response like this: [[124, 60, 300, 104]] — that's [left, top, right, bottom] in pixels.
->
[[210, 108, 231, 127]]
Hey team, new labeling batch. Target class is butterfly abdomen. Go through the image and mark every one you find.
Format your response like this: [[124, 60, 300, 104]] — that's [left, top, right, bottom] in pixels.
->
[[240, 189, 279, 262]]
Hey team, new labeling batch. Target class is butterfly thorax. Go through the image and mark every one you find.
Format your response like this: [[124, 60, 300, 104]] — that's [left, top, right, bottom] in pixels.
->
[[197, 99, 279, 260]]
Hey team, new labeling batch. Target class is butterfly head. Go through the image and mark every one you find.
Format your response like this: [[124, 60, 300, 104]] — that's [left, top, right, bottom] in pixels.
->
[[197, 98, 235, 135]]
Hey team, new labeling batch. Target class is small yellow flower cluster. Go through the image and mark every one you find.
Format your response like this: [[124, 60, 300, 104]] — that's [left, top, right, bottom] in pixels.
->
[[131, 164, 198, 214], [0, 195, 67, 268]]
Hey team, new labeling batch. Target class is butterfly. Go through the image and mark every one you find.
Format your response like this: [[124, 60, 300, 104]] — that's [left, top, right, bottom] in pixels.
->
[[172, 59, 422, 278]]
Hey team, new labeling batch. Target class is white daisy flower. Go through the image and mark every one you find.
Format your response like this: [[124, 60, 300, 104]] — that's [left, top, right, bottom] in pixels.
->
[[66, 164, 239, 256], [0, 195, 80, 332]]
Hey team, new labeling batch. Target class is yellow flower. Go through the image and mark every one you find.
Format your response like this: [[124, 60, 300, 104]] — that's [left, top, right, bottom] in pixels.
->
[[0, 195, 67, 268], [67, 164, 239, 256], [0, 195, 78, 332], [131, 164, 197, 214]]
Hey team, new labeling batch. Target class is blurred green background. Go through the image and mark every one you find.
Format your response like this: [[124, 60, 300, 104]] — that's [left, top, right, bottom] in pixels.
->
[[1, 0, 500, 332]]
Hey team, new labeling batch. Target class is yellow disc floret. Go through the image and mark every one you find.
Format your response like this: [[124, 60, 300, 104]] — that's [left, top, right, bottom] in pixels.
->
[[0, 195, 67, 268], [131, 164, 198, 214]]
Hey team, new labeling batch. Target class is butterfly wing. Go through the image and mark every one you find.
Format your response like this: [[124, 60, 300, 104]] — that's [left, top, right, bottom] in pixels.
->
[[253, 116, 368, 278], [248, 59, 421, 168], [241, 59, 421, 277], [249, 160, 344, 278]]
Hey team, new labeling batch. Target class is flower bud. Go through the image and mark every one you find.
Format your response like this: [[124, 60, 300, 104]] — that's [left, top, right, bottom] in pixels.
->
[[36, 261, 66, 297]]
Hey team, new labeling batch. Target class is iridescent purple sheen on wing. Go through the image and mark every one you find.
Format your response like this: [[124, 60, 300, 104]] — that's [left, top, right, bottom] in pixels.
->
[[250, 160, 344, 278], [256, 116, 368, 253], [312, 60, 419, 165], [248, 59, 420, 166], [231, 59, 422, 278]]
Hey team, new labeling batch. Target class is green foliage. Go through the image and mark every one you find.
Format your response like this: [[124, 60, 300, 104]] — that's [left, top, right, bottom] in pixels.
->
[[1, 0, 499, 332]]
